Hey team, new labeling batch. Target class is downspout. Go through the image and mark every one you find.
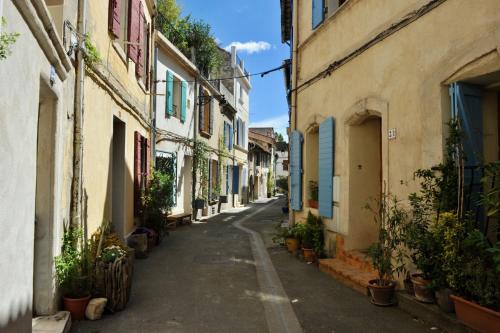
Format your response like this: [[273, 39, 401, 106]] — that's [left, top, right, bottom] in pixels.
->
[[70, 0, 86, 228], [151, 18, 157, 168], [290, 0, 299, 224], [192, 78, 198, 219]]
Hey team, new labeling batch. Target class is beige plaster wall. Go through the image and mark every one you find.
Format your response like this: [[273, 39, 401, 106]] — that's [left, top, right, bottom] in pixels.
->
[[292, 0, 500, 252]]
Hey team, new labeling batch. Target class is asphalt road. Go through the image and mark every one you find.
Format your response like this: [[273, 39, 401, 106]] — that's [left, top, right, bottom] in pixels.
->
[[71, 197, 435, 333]]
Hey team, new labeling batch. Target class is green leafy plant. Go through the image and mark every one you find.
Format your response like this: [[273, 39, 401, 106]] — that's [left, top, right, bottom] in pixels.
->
[[479, 160, 500, 219], [366, 192, 408, 285], [54, 224, 91, 298], [308, 181, 318, 201], [276, 176, 288, 193], [83, 34, 101, 67], [0, 18, 20, 60], [272, 222, 303, 245], [192, 139, 210, 201], [296, 212, 324, 256], [267, 170, 273, 196], [156, 1, 222, 76], [142, 170, 174, 234]]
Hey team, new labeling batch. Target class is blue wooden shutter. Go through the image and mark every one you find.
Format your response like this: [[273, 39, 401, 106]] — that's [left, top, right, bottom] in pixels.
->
[[229, 124, 233, 150], [233, 165, 239, 193], [450, 83, 483, 166], [166, 70, 173, 116], [180, 81, 187, 123], [319, 117, 335, 218], [290, 130, 303, 210], [312, 0, 325, 29]]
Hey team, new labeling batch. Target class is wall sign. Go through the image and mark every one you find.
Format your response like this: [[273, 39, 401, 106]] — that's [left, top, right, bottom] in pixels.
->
[[388, 128, 397, 140]]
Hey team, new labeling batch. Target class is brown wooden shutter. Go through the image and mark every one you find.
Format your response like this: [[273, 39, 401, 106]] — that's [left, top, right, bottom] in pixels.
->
[[128, 0, 140, 62], [134, 131, 142, 216], [135, 1, 144, 77], [145, 23, 150, 87], [108, 0, 121, 38], [209, 99, 214, 135], [199, 89, 205, 133]]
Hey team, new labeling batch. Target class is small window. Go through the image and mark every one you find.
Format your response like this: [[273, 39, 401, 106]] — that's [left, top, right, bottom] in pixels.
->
[[173, 76, 181, 119], [283, 160, 289, 171], [119, 0, 129, 50]]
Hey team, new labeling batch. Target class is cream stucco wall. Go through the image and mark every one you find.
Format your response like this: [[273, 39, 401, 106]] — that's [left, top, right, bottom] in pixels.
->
[[292, 0, 500, 252], [82, 0, 152, 239]]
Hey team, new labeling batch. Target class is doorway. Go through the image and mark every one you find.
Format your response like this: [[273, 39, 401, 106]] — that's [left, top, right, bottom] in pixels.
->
[[347, 116, 382, 251], [33, 81, 58, 315], [112, 117, 125, 239]]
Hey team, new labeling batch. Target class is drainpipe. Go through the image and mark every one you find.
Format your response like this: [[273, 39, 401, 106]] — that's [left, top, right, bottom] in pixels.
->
[[70, 0, 86, 228], [192, 78, 198, 219], [151, 18, 157, 168]]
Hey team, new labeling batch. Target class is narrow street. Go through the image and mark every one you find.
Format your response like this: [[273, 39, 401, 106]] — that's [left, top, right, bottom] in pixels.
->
[[71, 197, 435, 333]]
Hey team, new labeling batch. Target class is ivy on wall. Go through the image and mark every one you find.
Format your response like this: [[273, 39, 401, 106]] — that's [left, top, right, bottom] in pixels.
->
[[0, 18, 20, 60]]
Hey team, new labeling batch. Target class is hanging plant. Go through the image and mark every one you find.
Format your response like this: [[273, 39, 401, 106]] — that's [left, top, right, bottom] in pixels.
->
[[82, 34, 101, 68]]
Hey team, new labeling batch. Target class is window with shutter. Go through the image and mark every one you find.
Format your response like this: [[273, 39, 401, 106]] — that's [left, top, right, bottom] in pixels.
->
[[312, 0, 325, 29], [208, 98, 214, 135], [108, 0, 121, 38], [199, 89, 205, 133], [166, 70, 173, 117], [135, 1, 145, 77], [318, 117, 335, 218], [290, 130, 303, 210], [180, 82, 187, 123], [127, 0, 140, 62], [233, 165, 240, 194]]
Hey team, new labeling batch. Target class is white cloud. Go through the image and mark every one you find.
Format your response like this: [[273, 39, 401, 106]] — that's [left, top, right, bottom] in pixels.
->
[[250, 114, 289, 141], [224, 41, 272, 55]]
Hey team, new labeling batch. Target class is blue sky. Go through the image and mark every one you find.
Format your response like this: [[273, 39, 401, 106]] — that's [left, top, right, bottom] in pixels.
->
[[177, 0, 290, 138]]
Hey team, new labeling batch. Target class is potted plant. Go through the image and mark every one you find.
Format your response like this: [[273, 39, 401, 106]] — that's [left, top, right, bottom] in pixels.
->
[[55, 224, 91, 320], [272, 223, 300, 254], [366, 192, 407, 306], [194, 197, 206, 209], [308, 181, 319, 208], [296, 212, 324, 263], [142, 170, 174, 240]]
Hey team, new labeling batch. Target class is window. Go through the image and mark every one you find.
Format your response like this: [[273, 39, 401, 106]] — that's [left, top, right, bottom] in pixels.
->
[[208, 159, 219, 201], [134, 131, 150, 216], [156, 151, 177, 207], [173, 76, 181, 118], [199, 88, 212, 135], [119, 0, 129, 50], [313, 0, 348, 29], [224, 122, 233, 150], [283, 160, 289, 171], [327, 0, 347, 16]]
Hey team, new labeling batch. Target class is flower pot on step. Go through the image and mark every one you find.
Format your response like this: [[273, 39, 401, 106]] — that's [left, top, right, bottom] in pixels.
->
[[451, 295, 500, 333], [63, 295, 91, 321], [285, 238, 299, 253], [302, 248, 315, 263], [368, 280, 396, 306], [435, 288, 455, 313], [411, 274, 435, 303]]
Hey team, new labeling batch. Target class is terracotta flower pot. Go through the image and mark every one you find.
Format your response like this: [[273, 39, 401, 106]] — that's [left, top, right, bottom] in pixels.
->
[[308, 200, 318, 209], [302, 248, 315, 263], [285, 238, 299, 253], [368, 280, 396, 306], [435, 288, 455, 313], [451, 295, 500, 333], [411, 274, 435, 303], [63, 295, 91, 321]]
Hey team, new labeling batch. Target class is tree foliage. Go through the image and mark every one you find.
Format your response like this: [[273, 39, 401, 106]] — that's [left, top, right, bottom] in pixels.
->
[[156, 0, 222, 76], [0, 18, 20, 60]]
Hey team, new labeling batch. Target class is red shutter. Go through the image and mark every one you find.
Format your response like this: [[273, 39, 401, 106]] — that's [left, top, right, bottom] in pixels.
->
[[128, 0, 140, 62], [108, 0, 121, 38], [145, 137, 151, 183], [135, 1, 145, 77], [134, 131, 142, 216], [145, 24, 150, 87]]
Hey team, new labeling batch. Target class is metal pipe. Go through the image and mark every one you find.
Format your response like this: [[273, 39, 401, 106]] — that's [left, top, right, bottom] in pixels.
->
[[70, 0, 86, 228]]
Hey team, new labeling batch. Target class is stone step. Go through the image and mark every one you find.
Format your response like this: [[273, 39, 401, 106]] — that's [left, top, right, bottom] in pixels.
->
[[32, 311, 71, 333], [319, 258, 377, 295], [341, 250, 377, 274]]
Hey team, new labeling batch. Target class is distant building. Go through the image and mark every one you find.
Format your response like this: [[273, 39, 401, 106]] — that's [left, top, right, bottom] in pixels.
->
[[275, 141, 289, 178], [248, 128, 276, 200]]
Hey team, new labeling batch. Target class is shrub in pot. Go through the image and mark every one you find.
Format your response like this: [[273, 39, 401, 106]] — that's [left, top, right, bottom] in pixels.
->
[[55, 224, 92, 320], [308, 181, 318, 208], [366, 192, 407, 306], [272, 223, 300, 254], [296, 212, 324, 263], [142, 170, 174, 239]]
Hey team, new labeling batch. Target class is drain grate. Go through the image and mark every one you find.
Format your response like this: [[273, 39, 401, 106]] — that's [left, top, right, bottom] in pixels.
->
[[193, 255, 234, 265]]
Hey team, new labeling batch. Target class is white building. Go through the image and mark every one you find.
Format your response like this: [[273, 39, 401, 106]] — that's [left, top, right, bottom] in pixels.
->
[[275, 142, 289, 178], [218, 46, 251, 205], [0, 0, 77, 331], [154, 32, 197, 216]]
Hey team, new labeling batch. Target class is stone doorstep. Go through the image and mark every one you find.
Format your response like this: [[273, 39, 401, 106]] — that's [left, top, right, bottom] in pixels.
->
[[397, 293, 479, 333], [32, 311, 71, 333], [318, 258, 376, 295]]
